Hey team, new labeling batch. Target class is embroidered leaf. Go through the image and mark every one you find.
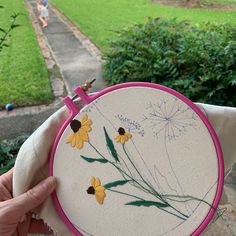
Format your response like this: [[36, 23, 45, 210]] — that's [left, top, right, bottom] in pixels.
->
[[81, 155, 108, 163], [125, 200, 169, 208], [103, 127, 119, 162], [104, 180, 130, 189]]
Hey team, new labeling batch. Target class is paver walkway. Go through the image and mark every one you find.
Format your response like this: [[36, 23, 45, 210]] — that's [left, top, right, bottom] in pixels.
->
[[28, 0, 106, 94], [0, 1, 107, 140]]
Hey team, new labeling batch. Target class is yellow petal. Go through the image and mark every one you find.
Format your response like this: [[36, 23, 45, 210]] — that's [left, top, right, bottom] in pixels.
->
[[95, 185, 105, 192], [75, 134, 84, 149], [71, 136, 76, 146], [115, 135, 121, 143], [81, 114, 88, 125], [79, 128, 89, 141], [82, 124, 92, 132], [127, 132, 132, 139], [90, 176, 95, 187], [120, 136, 126, 144], [94, 178, 101, 188], [83, 119, 92, 126], [124, 134, 129, 142], [66, 133, 74, 143], [95, 190, 106, 205]]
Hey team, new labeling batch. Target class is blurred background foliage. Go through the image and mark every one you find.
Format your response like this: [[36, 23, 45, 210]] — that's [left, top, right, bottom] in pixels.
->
[[103, 18, 236, 106]]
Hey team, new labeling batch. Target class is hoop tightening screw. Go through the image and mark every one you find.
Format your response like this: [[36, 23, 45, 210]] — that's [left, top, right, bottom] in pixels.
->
[[72, 78, 96, 101], [81, 78, 96, 92]]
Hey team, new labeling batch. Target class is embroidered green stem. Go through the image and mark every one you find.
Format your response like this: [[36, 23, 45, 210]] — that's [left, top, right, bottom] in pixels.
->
[[118, 153, 134, 178], [122, 144, 160, 195], [108, 189, 144, 201], [107, 190, 186, 221], [88, 141, 152, 194], [88, 141, 188, 220], [162, 194, 217, 211], [122, 144, 188, 219]]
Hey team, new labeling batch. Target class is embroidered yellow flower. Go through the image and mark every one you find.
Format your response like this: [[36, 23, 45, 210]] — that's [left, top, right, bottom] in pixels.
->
[[66, 114, 92, 149], [87, 177, 106, 205], [115, 127, 132, 144]]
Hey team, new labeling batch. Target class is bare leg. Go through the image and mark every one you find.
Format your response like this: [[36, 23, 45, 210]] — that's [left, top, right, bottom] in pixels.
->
[[39, 16, 48, 28]]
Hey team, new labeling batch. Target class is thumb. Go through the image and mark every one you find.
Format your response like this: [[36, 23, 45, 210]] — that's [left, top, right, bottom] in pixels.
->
[[10, 176, 56, 218]]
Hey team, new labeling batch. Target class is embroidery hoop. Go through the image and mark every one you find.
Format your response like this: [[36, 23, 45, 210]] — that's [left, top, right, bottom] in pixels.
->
[[49, 82, 224, 236]]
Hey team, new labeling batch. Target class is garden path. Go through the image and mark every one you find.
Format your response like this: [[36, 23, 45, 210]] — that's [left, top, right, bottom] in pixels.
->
[[28, 0, 106, 95]]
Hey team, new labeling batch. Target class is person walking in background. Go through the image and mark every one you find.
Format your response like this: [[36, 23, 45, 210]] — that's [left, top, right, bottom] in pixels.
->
[[37, 0, 49, 28]]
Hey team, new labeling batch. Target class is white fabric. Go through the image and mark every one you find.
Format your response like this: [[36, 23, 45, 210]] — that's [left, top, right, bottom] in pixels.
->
[[13, 101, 236, 235]]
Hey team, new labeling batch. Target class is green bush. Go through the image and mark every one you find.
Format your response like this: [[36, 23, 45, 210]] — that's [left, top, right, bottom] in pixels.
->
[[103, 18, 236, 106], [0, 135, 28, 175]]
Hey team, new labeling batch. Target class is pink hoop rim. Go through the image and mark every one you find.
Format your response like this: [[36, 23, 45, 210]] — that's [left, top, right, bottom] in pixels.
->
[[49, 82, 224, 236]]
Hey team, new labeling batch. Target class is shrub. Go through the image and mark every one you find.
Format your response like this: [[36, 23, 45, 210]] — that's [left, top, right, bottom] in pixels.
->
[[103, 18, 236, 106], [0, 135, 28, 174]]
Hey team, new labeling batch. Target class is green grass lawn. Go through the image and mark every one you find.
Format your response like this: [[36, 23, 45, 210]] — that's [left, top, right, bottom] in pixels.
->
[[51, 0, 236, 52], [0, 0, 52, 107]]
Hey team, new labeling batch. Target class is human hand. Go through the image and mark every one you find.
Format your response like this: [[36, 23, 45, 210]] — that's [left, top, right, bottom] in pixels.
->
[[0, 168, 56, 236]]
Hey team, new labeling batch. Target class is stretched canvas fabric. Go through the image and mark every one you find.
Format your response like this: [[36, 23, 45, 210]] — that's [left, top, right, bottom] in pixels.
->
[[12, 100, 236, 235]]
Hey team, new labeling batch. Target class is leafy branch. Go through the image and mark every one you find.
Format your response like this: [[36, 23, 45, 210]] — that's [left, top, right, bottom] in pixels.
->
[[0, 7, 21, 52]]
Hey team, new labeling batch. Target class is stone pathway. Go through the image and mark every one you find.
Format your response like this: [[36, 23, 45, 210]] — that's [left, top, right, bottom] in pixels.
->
[[28, 0, 106, 95], [0, 0, 107, 141]]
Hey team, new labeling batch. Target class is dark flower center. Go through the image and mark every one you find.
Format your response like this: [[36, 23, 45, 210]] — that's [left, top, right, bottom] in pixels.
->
[[87, 186, 95, 195], [70, 119, 81, 133], [118, 127, 125, 135]]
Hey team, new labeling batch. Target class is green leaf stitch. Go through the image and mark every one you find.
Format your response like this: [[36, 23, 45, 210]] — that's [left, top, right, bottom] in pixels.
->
[[81, 155, 108, 163], [125, 200, 169, 208], [103, 127, 119, 162], [104, 180, 130, 189]]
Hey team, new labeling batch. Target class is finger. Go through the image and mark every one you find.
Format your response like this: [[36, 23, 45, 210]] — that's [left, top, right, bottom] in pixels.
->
[[0, 168, 13, 193], [29, 219, 54, 234], [0, 182, 12, 201], [9, 176, 56, 218]]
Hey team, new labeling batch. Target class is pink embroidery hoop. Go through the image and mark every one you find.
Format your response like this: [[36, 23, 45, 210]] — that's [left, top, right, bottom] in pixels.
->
[[49, 82, 224, 236]]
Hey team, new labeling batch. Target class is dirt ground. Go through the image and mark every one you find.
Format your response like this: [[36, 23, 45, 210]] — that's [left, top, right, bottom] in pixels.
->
[[152, 0, 236, 10]]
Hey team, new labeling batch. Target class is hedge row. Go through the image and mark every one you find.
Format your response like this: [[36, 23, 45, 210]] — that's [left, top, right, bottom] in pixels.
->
[[103, 18, 236, 106]]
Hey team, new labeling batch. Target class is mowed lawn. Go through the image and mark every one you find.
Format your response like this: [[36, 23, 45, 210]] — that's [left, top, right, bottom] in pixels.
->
[[51, 0, 236, 52], [0, 0, 52, 107]]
